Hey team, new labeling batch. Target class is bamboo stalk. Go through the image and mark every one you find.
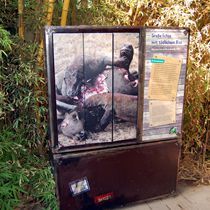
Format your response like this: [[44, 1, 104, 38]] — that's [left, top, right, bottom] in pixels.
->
[[46, 0, 55, 25], [37, 0, 55, 66], [132, 1, 141, 26], [18, 0, 24, 39], [61, 0, 70, 26], [35, 0, 55, 128]]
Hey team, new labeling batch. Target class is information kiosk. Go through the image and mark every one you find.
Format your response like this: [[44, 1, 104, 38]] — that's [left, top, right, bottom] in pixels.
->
[[44, 26, 189, 210]]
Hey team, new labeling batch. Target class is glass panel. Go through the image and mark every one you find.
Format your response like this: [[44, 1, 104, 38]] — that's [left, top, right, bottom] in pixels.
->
[[53, 33, 86, 147], [52, 30, 140, 148], [112, 33, 139, 141], [142, 28, 189, 141], [83, 33, 113, 144]]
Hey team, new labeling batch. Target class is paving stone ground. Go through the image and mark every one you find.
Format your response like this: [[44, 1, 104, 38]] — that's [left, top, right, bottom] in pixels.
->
[[111, 184, 210, 210]]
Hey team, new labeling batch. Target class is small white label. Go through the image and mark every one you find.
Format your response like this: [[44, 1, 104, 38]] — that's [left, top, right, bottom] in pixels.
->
[[69, 177, 90, 196]]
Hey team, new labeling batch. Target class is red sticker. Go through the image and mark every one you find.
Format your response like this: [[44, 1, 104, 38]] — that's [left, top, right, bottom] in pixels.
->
[[94, 192, 114, 204]]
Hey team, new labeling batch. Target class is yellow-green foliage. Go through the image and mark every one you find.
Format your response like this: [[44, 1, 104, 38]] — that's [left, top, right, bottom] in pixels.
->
[[76, 0, 210, 172]]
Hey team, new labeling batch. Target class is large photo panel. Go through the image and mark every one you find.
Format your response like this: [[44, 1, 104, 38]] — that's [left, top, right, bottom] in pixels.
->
[[51, 29, 140, 148]]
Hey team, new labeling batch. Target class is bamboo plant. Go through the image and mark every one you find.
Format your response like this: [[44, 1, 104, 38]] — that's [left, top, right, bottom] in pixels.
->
[[18, 0, 24, 39], [37, 0, 55, 65], [60, 0, 71, 26], [36, 0, 55, 127]]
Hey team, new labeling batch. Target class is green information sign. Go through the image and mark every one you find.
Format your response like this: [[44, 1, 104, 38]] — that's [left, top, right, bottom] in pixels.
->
[[151, 58, 165, 63]]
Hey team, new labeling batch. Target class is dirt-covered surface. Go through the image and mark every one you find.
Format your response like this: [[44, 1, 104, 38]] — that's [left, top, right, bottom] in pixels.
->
[[58, 122, 137, 147], [53, 32, 139, 147]]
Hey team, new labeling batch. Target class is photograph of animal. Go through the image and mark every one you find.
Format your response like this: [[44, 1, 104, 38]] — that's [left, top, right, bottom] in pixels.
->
[[84, 93, 137, 131], [56, 44, 137, 98], [58, 110, 84, 138], [53, 32, 139, 146]]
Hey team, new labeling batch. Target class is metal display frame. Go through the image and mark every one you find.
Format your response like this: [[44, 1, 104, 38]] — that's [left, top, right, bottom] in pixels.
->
[[44, 26, 190, 210], [45, 26, 144, 153]]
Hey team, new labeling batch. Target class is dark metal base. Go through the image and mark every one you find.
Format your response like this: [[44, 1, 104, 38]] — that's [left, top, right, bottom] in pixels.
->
[[53, 140, 180, 210]]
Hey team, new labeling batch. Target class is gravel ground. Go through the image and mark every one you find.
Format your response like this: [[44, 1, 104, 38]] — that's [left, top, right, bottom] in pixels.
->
[[58, 122, 137, 147]]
